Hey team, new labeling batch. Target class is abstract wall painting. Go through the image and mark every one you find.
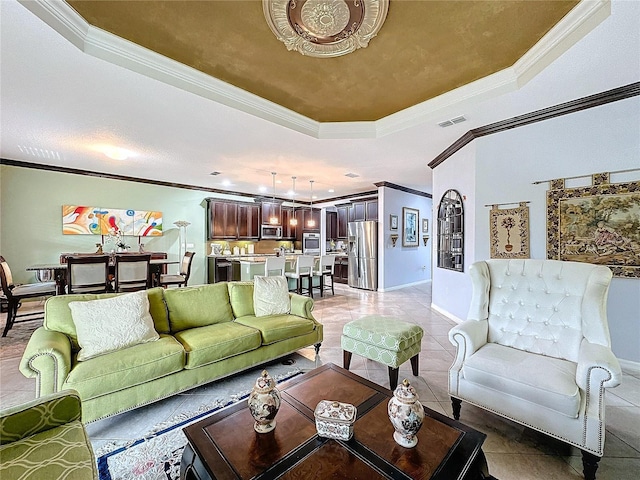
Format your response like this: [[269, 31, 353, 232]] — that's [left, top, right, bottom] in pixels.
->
[[546, 173, 640, 278], [490, 202, 530, 259], [62, 206, 163, 237]]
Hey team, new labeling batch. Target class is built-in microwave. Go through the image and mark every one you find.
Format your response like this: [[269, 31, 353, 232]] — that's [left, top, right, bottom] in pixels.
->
[[261, 225, 282, 239], [303, 232, 321, 254]]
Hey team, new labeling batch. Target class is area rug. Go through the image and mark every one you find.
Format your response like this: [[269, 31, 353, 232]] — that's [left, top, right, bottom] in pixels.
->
[[95, 354, 316, 480]]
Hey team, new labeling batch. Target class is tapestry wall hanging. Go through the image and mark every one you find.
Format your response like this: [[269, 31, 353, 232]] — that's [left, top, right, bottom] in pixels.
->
[[490, 202, 530, 259], [62, 206, 163, 237], [546, 172, 640, 278]]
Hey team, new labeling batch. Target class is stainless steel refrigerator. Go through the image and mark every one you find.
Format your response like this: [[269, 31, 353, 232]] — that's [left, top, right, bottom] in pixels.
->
[[348, 221, 378, 290]]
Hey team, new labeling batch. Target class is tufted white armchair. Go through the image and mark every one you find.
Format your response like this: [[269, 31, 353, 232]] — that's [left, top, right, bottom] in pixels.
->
[[449, 259, 621, 480]]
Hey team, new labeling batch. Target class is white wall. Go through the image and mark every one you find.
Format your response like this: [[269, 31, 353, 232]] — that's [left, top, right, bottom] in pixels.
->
[[431, 142, 477, 321], [431, 95, 640, 362], [379, 186, 432, 291]]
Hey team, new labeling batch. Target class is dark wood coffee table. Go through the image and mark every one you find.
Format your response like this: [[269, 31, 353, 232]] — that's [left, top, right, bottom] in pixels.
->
[[181, 363, 490, 480]]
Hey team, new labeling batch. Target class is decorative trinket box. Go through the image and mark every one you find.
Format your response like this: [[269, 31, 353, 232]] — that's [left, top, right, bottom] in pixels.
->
[[314, 400, 357, 441]]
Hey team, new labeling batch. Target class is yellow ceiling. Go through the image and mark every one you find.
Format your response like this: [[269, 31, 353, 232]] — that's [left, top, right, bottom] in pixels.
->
[[67, 0, 578, 123]]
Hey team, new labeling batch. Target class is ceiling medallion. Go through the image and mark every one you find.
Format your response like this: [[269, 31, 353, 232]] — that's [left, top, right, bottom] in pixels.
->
[[263, 0, 389, 58]]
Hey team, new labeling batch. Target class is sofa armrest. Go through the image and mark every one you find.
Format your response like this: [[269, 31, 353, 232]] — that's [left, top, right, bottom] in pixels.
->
[[577, 339, 622, 392], [0, 390, 81, 445], [19, 327, 72, 396], [289, 293, 316, 321], [449, 319, 489, 359]]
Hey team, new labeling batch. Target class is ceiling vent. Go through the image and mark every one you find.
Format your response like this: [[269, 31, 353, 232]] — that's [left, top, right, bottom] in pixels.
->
[[345, 173, 360, 178], [437, 115, 467, 128], [209, 171, 221, 176], [17, 145, 63, 160]]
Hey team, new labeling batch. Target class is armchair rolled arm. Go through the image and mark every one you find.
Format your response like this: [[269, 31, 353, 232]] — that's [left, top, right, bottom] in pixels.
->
[[576, 340, 622, 392], [19, 327, 73, 396], [289, 293, 316, 321], [449, 319, 489, 360], [0, 390, 81, 445]]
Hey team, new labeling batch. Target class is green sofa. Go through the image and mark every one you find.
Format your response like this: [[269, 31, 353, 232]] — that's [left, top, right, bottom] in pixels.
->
[[19, 282, 323, 423], [0, 389, 98, 479]]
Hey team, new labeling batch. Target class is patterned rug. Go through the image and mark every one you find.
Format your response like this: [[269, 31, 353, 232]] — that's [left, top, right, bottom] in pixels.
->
[[95, 355, 315, 480]]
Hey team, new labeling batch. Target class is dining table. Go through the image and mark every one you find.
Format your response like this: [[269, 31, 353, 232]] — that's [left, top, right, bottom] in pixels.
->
[[26, 257, 179, 295]]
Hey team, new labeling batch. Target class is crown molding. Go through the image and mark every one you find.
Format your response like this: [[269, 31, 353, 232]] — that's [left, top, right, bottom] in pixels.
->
[[19, 0, 610, 140]]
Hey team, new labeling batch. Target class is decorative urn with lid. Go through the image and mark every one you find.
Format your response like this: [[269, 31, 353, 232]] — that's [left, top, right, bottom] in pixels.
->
[[248, 370, 281, 433], [387, 378, 424, 448]]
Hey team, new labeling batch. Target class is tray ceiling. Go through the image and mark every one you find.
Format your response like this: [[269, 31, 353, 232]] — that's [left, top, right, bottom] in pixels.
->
[[66, 0, 578, 123]]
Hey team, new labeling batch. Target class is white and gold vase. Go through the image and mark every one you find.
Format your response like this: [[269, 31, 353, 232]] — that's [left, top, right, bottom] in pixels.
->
[[387, 378, 424, 448], [248, 370, 281, 433]]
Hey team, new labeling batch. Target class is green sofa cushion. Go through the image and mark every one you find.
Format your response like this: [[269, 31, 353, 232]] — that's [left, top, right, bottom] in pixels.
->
[[0, 420, 96, 480], [227, 281, 255, 318], [43, 288, 169, 349], [174, 322, 262, 369], [164, 283, 234, 332], [235, 315, 316, 345], [63, 335, 184, 400]]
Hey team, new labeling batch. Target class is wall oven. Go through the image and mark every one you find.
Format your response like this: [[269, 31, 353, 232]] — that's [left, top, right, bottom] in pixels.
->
[[302, 232, 321, 254], [261, 225, 282, 239]]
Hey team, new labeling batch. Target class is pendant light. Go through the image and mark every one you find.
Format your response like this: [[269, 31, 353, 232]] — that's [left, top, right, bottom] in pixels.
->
[[290, 176, 298, 226], [269, 172, 279, 225], [307, 180, 315, 228]]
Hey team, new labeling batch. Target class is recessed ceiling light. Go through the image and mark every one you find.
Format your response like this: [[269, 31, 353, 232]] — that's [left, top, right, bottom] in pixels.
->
[[345, 173, 359, 178], [93, 145, 132, 160], [258, 186, 267, 193], [328, 189, 335, 193], [222, 180, 232, 187]]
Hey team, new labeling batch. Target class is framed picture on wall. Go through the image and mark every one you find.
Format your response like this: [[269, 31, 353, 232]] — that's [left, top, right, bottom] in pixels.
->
[[402, 207, 419, 247], [390, 214, 398, 230], [422, 218, 429, 233]]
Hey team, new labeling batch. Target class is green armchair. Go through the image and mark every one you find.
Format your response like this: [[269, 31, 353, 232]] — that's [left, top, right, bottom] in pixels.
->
[[0, 389, 97, 479]]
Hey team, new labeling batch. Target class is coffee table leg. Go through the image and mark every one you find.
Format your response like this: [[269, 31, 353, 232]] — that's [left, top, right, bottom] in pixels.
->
[[343, 351, 352, 370], [388, 367, 399, 390]]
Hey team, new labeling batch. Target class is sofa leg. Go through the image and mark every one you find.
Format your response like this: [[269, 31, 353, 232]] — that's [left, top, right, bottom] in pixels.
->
[[410, 354, 419, 376], [451, 397, 462, 420], [581, 450, 600, 480], [314, 343, 321, 355]]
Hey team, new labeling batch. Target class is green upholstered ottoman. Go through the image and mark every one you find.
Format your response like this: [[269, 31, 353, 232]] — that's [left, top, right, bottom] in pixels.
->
[[341, 315, 423, 389]]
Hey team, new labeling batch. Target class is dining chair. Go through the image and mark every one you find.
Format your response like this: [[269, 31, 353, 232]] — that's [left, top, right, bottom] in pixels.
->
[[264, 256, 286, 276], [0, 256, 56, 337], [66, 255, 111, 294], [159, 252, 195, 288], [113, 253, 152, 292], [285, 255, 315, 296], [312, 255, 336, 297]]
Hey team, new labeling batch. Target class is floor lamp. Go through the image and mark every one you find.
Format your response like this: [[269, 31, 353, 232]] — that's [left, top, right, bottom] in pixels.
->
[[173, 220, 190, 271]]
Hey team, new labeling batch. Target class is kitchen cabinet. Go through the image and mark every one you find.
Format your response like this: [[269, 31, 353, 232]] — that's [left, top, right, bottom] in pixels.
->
[[337, 205, 349, 239], [295, 208, 321, 240], [237, 203, 260, 239], [351, 202, 366, 222], [326, 211, 337, 240], [365, 200, 378, 221], [334, 256, 349, 284], [207, 200, 238, 239], [261, 202, 282, 225], [207, 257, 240, 283], [281, 207, 297, 239]]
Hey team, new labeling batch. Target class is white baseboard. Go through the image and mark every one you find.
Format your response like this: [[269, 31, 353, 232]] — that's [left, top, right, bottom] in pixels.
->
[[619, 359, 640, 375], [378, 279, 430, 292], [431, 303, 465, 324]]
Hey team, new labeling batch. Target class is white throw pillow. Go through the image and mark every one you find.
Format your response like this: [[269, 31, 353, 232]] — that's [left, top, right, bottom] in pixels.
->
[[69, 290, 159, 361], [253, 275, 291, 317]]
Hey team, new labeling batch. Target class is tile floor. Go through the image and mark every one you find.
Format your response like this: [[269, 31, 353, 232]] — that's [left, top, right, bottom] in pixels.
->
[[1, 282, 639, 479]]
